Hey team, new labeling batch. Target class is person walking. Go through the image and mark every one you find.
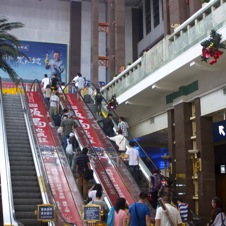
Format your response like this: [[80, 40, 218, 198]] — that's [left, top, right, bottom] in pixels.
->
[[103, 113, 115, 137], [177, 198, 189, 223], [95, 88, 103, 116], [60, 115, 78, 150], [114, 197, 129, 226], [155, 195, 182, 226], [128, 192, 151, 226], [49, 90, 60, 120], [118, 117, 129, 137], [75, 147, 91, 200], [41, 74, 50, 90], [149, 168, 163, 209], [125, 140, 139, 182]]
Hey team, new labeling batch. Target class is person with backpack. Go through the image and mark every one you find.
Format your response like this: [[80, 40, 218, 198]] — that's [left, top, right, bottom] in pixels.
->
[[95, 88, 103, 116], [149, 168, 163, 209]]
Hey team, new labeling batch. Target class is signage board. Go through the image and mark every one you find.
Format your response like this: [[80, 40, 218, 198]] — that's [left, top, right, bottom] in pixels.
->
[[213, 120, 226, 142], [37, 204, 55, 222], [82, 204, 101, 222]]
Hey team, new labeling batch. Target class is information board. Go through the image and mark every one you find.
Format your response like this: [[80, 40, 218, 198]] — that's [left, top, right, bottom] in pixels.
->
[[37, 204, 55, 222], [82, 205, 101, 222]]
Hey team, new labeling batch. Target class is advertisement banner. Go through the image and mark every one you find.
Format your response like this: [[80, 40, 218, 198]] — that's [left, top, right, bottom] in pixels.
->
[[1, 41, 67, 83], [26, 91, 83, 225]]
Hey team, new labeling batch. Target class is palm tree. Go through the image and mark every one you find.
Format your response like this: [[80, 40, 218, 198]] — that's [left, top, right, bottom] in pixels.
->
[[0, 17, 28, 83]]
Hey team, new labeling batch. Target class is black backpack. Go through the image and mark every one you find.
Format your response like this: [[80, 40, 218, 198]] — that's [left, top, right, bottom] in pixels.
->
[[95, 93, 103, 103]]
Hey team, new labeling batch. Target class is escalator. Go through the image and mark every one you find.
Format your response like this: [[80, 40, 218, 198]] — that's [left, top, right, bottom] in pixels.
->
[[2, 94, 47, 226]]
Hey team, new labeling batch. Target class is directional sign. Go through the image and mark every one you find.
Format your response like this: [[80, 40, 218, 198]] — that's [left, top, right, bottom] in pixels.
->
[[213, 120, 226, 142]]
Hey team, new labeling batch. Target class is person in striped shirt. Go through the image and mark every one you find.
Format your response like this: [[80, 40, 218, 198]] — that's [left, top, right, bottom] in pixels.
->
[[177, 198, 189, 222]]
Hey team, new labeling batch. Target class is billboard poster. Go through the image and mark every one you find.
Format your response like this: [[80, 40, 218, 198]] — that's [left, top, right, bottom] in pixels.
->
[[1, 40, 67, 83]]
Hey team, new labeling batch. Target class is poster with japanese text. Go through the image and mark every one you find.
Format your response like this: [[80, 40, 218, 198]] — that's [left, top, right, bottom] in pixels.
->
[[1, 40, 67, 83]]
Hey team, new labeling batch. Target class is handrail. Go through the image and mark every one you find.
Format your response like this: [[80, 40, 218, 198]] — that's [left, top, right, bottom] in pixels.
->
[[0, 78, 24, 226], [20, 78, 77, 225]]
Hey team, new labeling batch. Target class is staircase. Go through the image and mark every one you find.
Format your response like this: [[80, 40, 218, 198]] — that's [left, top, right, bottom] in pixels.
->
[[3, 94, 46, 226]]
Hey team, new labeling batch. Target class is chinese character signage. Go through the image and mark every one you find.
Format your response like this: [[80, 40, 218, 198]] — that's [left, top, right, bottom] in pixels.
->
[[37, 204, 55, 221], [1, 40, 67, 82]]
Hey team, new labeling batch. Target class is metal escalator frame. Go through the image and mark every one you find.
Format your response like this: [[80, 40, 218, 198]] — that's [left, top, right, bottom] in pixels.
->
[[18, 78, 79, 226], [0, 78, 24, 226]]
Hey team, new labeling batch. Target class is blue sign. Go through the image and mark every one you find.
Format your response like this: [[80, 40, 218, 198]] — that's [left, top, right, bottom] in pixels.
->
[[83, 205, 101, 221], [38, 204, 55, 221], [213, 120, 226, 142]]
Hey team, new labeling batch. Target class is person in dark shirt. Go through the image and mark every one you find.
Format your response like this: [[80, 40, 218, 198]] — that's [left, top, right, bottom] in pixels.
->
[[51, 74, 59, 90], [75, 147, 91, 200], [103, 113, 115, 137]]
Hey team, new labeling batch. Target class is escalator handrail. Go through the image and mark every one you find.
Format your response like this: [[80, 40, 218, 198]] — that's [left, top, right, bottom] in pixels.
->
[[0, 78, 24, 226], [18, 78, 76, 225]]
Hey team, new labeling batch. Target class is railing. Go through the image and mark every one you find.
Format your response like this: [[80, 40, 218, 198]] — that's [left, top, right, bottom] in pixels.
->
[[0, 78, 23, 226], [100, 0, 226, 98]]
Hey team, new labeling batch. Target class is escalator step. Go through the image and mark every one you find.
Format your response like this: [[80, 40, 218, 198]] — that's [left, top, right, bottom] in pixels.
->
[[11, 170, 37, 176], [9, 156, 33, 161], [13, 186, 41, 193], [15, 218, 46, 226], [15, 211, 36, 219], [10, 165, 35, 171], [10, 161, 34, 166], [14, 204, 38, 212], [12, 181, 39, 187], [13, 192, 41, 199], [11, 176, 38, 181], [14, 198, 43, 205], [8, 147, 32, 152], [9, 151, 32, 157]]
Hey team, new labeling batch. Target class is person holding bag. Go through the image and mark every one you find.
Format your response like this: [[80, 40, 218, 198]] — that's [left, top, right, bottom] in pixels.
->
[[107, 129, 126, 157]]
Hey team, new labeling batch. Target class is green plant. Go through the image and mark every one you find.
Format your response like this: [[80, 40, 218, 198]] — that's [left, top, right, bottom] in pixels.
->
[[0, 17, 29, 83]]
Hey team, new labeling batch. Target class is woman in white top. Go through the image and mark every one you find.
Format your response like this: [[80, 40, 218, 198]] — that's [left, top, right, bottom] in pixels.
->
[[88, 183, 103, 201]]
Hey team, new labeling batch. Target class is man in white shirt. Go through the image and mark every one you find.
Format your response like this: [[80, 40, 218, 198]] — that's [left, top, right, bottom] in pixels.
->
[[41, 74, 50, 89], [125, 140, 139, 182], [155, 195, 182, 226], [72, 73, 79, 88], [49, 91, 60, 120]]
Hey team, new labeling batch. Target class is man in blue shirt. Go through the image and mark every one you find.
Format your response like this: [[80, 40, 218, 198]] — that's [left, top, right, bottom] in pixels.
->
[[128, 192, 151, 226]]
